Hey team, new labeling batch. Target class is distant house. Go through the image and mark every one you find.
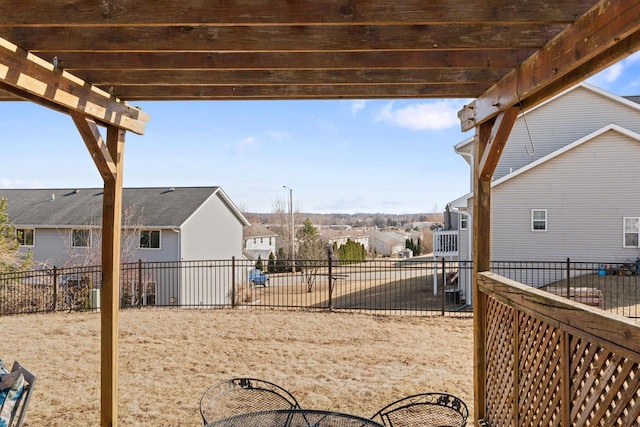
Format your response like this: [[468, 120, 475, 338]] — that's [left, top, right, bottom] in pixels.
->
[[243, 223, 278, 261], [319, 228, 370, 252], [1, 186, 249, 266], [1, 187, 250, 307], [371, 230, 406, 257], [436, 82, 640, 297]]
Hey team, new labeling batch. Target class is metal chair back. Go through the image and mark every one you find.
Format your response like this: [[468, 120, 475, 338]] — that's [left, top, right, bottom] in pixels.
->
[[371, 392, 468, 427], [7, 361, 36, 427], [199, 377, 301, 424]]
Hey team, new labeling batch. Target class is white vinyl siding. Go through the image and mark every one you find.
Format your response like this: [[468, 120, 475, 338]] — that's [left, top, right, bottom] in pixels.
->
[[623, 217, 640, 248], [531, 210, 547, 231], [494, 86, 640, 181], [492, 130, 640, 262]]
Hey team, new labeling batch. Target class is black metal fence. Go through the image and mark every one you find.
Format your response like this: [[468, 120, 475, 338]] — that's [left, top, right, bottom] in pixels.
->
[[1, 257, 638, 319]]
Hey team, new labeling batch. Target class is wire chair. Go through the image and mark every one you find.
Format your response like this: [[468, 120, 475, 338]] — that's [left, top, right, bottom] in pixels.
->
[[370, 392, 468, 427], [199, 377, 301, 425]]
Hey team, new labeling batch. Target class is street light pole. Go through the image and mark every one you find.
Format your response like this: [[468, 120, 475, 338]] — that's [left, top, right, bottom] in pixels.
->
[[283, 186, 295, 269]]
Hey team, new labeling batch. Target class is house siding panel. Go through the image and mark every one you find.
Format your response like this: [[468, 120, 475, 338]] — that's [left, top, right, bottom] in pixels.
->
[[180, 192, 244, 261], [492, 131, 640, 263], [494, 86, 640, 180]]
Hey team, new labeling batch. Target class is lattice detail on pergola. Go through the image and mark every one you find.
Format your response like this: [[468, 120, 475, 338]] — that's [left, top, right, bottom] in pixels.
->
[[485, 297, 515, 426], [483, 292, 639, 426], [569, 337, 640, 426]]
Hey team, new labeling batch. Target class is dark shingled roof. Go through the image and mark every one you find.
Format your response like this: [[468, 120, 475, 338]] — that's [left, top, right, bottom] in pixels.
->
[[0, 187, 248, 228], [624, 95, 640, 105]]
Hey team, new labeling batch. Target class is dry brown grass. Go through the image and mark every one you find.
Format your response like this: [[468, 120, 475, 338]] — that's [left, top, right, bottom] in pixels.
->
[[0, 309, 474, 426]]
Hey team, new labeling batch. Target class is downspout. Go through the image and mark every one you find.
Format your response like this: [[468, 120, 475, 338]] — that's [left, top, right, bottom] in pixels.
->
[[454, 147, 475, 304]]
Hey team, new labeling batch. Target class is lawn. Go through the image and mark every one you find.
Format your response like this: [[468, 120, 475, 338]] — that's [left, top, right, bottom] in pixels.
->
[[0, 309, 474, 426]]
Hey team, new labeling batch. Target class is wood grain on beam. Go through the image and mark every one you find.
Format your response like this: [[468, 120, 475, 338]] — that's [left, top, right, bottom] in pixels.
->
[[100, 126, 125, 427], [45, 50, 535, 71], [100, 83, 492, 100], [0, 36, 148, 134], [478, 107, 519, 180], [79, 68, 508, 86], [4, 24, 565, 52], [0, 1, 594, 26], [71, 111, 117, 182], [461, 0, 640, 131]]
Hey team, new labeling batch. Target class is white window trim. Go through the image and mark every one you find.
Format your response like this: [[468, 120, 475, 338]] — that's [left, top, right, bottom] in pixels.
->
[[460, 214, 468, 230], [531, 209, 547, 232], [140, 229, 162, 250], [16, 228, 35, 247], [71, 229, 92, 248], [623, 217, 640, 248]]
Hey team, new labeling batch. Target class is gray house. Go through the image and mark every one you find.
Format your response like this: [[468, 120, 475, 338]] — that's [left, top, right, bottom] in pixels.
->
[[1, 186, 250, 306], [437, 82, 640, 295]]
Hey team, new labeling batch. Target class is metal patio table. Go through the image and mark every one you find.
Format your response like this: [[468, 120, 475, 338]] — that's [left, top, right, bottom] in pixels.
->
[[205, 408, 384, 427]]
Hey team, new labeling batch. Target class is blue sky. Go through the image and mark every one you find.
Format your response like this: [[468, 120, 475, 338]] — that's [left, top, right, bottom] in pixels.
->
[[2, 52, 640, 214]]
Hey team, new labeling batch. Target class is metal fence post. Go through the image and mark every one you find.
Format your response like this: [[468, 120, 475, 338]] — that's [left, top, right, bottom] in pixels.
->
[[441, 258, 446, 315], [52, 266, 58, 312], [566, 257, 571, 298], [231, 256, 236, 308], [327, 245, 333, 309], [137, 259, 143, 307]]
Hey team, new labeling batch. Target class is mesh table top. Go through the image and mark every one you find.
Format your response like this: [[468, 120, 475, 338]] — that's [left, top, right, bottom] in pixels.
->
[[205, 408, 384, 427]]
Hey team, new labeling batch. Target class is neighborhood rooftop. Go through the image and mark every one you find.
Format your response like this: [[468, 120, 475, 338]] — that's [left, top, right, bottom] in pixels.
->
[[0, 187, 247, 228]]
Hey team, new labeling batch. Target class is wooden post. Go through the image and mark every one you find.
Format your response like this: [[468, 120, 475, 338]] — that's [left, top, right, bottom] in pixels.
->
[[473, 121, 493, 424], [101, 126, 125, 427]]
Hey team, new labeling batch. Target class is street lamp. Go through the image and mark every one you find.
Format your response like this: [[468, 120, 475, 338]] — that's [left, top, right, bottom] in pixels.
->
[[282, 186, 295, 268]]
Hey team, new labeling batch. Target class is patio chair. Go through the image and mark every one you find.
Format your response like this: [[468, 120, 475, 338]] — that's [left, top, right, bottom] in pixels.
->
[[1, 361, 36, 427], [199, 377, 301, 425], [370, 392, 468, 427]]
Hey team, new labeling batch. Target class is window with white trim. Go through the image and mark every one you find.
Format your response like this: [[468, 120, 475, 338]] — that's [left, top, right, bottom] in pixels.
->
[[140, 230, 161, 249], [460, 215, 468, 230], [16, 228, 34, 246], [623, 217, 640, 248], [72, 229, 91, 247], [531, 209, 547, 231]]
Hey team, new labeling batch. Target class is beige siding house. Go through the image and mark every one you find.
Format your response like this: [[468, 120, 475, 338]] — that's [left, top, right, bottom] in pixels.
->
[[439, 83, 640, 295]]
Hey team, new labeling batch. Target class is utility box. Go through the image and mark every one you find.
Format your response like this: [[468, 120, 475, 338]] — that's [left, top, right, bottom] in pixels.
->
[[90, 288, 101, 311]]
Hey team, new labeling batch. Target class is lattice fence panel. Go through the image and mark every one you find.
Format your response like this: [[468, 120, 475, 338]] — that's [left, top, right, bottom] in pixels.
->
[[569, 336, 640, 426], [485, 297, 515, 427], [517, 313, 563, 426]]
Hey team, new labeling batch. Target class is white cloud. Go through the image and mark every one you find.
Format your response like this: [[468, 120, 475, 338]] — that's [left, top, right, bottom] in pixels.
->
[[351, 100, 366, 115], [267, 130, 290, 140], [235, 136, 259, 155], [375, 100, 464, 131]]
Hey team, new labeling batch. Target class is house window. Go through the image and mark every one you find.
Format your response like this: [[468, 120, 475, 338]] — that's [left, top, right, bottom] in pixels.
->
[[140, 230, 161, 249], [72, 229, 91, 247], [460, 215, 468, 230], [623, 217, 640, 247], [269, 237, 272, 246], [531, 209, 547, 231], [16, 228, 34, 246]]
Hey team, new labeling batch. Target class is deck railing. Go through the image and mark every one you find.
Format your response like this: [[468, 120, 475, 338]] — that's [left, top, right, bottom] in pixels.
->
[[433, 229, 459, 257], [477, 271, 640, 426]]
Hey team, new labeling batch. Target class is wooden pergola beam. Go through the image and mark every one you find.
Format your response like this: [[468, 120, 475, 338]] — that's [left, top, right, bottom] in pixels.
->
[[70, 111, 125, 426], [459, 0, 640, 131], [477, 107, 519, 181], [71, 112, 117, 181], [0, 36, 148, 135]]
